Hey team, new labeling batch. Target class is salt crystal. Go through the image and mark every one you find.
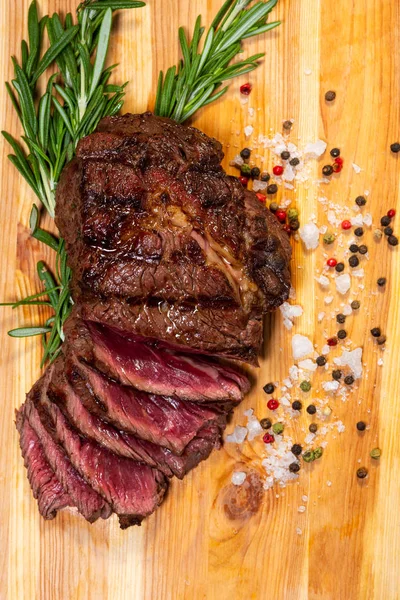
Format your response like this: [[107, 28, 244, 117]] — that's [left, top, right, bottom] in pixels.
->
[[226, 425, 247, 444], [283, 318, 293, 330], [378, 358, 384, 366], [248, 107, 255, 117], [240, 96, 249, 105], [231, 154, 244, 167], [318, 312, 325, 322], [284, 164, 296, 182], [335, 420, 346, 433], [342, 304, 352, 316], [289, 287, 297, 299], [334, 347, 363, 379], [232, 471, 247, 486], [280, 302, 303, 320], [327, 480, 332, 487], [322, 381, 339, 392], [244, 409, 253, 417], [315, 275, 330, 288], [304, 139, 327, 158], [304, 68, 312, 75], [319, 225, 328, 234], [324, 295, 334, 305], [244, 125, 254, 137], [247, 416, 264, 441], [284, 182, 295, 190], [296, 528, 303, 535], [299, 222, 320, 250], [289, 365, 299, 381], [283, 378, 292, 388], [336, 273, 351, 294], [298, 505, 306, 514], [352, 268, 365, 278], [302, 495, 308, 502], [252, 179, 268, 192], [363, 213, 373, 227], [350, 214, 364, 227], [321, 344, 330, 355], [352, 163, 362, 173], [298, 359, 317, 372], [280, 395, 292, 407], [292, 334, 314, 360]]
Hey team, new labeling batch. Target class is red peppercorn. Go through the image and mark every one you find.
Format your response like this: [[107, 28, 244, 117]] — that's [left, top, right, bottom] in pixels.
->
[[267, 398, 280, 410], [327, 337, 338, 347], [334, 157, 344, 166], [263, 433, 275, 444], [327, 258, 337, 267], [275, 209, 287, 223], [283, 224, 291, 234], [238, 176, 249, 187], [341, 220, 352, 230], [256, 192, 266, 203], [273, 165, 284, 176], [240, 82, 252, 95], [388, 209, 396, 218]]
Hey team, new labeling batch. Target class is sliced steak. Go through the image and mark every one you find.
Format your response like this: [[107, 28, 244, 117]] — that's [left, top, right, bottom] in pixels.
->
[[16, 406, 73, 520]]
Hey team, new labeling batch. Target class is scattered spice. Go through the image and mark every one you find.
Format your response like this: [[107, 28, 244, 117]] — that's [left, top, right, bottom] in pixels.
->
[[355, 195, 367, 206], [306, 404, 317, 415], [323, 231, 336, 244], [256, 192, 266, 203], [356, 421, 366, 431], [338, 329, 347, 339], [292, 400, 302, 411], [300, 380, 312, 392], [349, 255, 360, 267], [327, 257, 337, 267], [251, 166, 260, 179], [267, 183, 278, 194], [267, 398, 280, 410], [240, 82, 252, 95], [303, 450, 315, 463], [290, 219, 300, 231], [287, 208, 299, 220], [263, 382, 275, 394], [374, 228, 383, 240], [283, 120, 293, 130], [240, 164, 251, 176], [260, 171, 270, 182], [238, 175, 248, 187], [336, 313, 346, 324], [276, 209, 287, 223], [377, 335, 387, 345], [344, 375, 354, 385], [371, 327, 381, 337], [263, 433, 275, 444], [322, 165, 334, 176], [370, 448, 381, 459], [327, 336, 338, 346], [349, 243, 359, 253], [316, 355, 327, 366], [272, 422, 284, 435], [281, 150, 290, 160], [332, 369, 342, 380], [290, 157, 300, 166], [384, 226, 393, 236], [291, 444, 303, 456], [388, 235, 399, 246], [269, 201, 279, 212], [356, 467, 368, 479], [390, 142, 400, 153], [381, 216, 391, 227], [325, 90, 336, 101], [309, 423, 318, 433], [273, 165, 284, 176], [314, 447, 324, 459], [359, 244, 368, 254], [260, 418, 272, 430], [330, 148, 340, 158], [335, 262, 345, 273], [341, 220, 352, 230], [289, 462, 300, 473], [354, 227, 364, 237], [351, 300, 360, 310], [240, 147, 251, 160], [377, 277, 387, 287], [387, 208, 396, 218]]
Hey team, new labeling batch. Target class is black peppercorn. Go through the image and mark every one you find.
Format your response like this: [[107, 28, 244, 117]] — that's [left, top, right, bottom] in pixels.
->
[[335, 262, 345, 273], [357, 467, 368, 479], [351, 300, 360, 310], [261, 172, 270, 182], [291, 443, 302, 456], [260, 418, 272, 430], [316, 356, 327, 366], [292, 400, 302, 411], [283, 120, 293, 130], [269, 202, 279, 213], [251, 166, 261, 179], [349, 244, 359, 253], [322, 165, 334, 176], [306, 404, 317, 415], [355, 195, 367, 206], [267, 183, 278, 195], [390, 142, 400, 153], [356, 421, 366, 431], [325, 90, 336, 101], [281, 150, 290, 160], [388, 235, 399, 246], [240, 147, 251, 160], [330, 148, 340, 158], [349, 255, 360, 268], [354, 227, 364, 237], [358, 244, 368, 254], [337, 329, 347, 339], [336, 313, 346, 324], [381, 215, 391, 226], [289, 219, 300, 231], [377, 335, 387, 345], [290, 157, 300, 167], [377, 277, 386, 287], [344, 375, 354, 385], [263, 382, 275, 394], [332, 369, 342, 380], [371, 327, 381, 337], [289, 462, 300, 473], [309, 423, 318, 434], [384, 226, 393, 236]]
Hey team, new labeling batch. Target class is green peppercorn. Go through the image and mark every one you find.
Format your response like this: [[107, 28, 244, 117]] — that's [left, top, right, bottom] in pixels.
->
[[289, 462, 300, 473], [309, 423, 318, 433], [349, 243, 359, 253], [287, 208, 299, 221], [337, 329, 347, 340], [316, 356, 327, 366], [306, 404, 317, 415], [354, 227, 364, 237], [337, 313, 346, 324], [251, 166, 261, 179], [281, 150, 290, 160], [330, 148, 340, 158], [240, 147, 251, 160], [335, 262, 345, 273], [269, 201, 279, 213], [314, 447, 323, 460], [332, 369, 342, 380], [290, 157, 300, 167], [240, 164, 252, 176], [323, 232, 336, 244], [292, 400, 302, 411], [322, 165, 334, 176], [267, 184, 278, 195], [260, 418, 272, 430], [377, 277, 386, 287], [283, 120, 293, 130], [356, 421, 366, 431], [344, 375, 354, 385], [263, 382, 275, 394], [374, 228, 383, 240], [290, 219, 300, 231], [357, 467, 368, 479], [261, 172, 270, 182], [272, 422, 284, 435], [377, 335, 387, 345], [388, 235, 399, 246], [303, 450, 315, 463], [358, 245, 368, 255], [300, 380, 311, 392], [351, 300, 360, 310], [349, 255, 360, 268], [291, 443, 302, 456], [381, 215, 391, 226], [371, 327, 381, 337], [370, 448, 381, 459]]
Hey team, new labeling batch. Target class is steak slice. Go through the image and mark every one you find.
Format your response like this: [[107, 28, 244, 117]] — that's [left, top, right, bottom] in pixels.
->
[[25, 370, 111, 523], [16, 406, 73, 520]]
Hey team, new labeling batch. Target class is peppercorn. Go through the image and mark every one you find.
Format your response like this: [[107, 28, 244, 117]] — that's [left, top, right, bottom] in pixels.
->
[[356, 421, 366, 431], [314, 447, 324, 459], [351, 300, 360, 310], [335, 262, 345, 272], [263, 382, 275, 394], [381, 215, 391, 226], [316, 356, 327, 366], [303, 450, 315, 463], [251, 166, 261, 179], [388, 235, 399, 246], [267, 398, 279, 410], [374, 228, 383, 240], [388, 208, 396, 218], [370, 448, 381, 459], [240, 147, 251, 160], [358, 244, 368, 254], [327, 257, 337, 267], [260, 418, 272, 430], [322, 165, 334, 176], [267, 183, 278, 195], [263, 433, 275, 444], [325, 90, 336, 101], [377, 277, 386, 287], [354, 227, 364, 237], [377, 335, 387, 345], [323, 232, 336, 244], [287, 208, 299, 221], [336, 313, 346, 324], [240, 82, 252, 95], [269, 201, 279, 213], [384, 226, 393, 236], [290, 219, 300, 231], [289, 462, 300, 473], [306, 404, 317, 415], [330, 148, 340, 158], [256, 193, 266, 203], [300, 380, 311, 392], [309, 423, 318, 433], [349, 255, 360, 268], [355, 195, 367, 206], [344, 375, 354, 385], [261, 171, 270, 182], [275, 209, 287, 223], [332, 369, 342, 380], [291, 444, 303, 456], [292, 400, 302, 411], [327, 336, 338, 347], [371, 327, 381, 337], [342, 220, 352, 230], [283, 120, 293, 130], [390, 142, 400, 153], [281, 150, 290, 160], [238, 175, 249, 187], [272, 422, 284, 435], [349, 244, 359, 253], [290, 157, 300, 167], [357, 467, 368, 479], [283, 225, 291, 236], [240, 164, 252, 176], [337, 329, 347, 340]]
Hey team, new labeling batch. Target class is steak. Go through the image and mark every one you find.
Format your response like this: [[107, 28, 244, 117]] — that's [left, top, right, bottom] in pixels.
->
[[55, 112, 291, 364]]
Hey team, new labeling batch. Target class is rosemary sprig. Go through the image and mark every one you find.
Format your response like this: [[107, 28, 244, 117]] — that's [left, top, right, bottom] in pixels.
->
[[154, 0, 280, 123], [3, 0, 145, 364]]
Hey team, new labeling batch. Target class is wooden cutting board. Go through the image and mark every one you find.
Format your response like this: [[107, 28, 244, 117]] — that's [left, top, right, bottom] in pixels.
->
[[1, 1, 400, 598]]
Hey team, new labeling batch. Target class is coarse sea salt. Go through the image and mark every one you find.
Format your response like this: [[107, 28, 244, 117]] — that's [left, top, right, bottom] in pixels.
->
[[304, 139, 327, 158], [352, 268, 365, 278], [363, 213, 373, 227], [232, 471, 247, 486], [336, 273, 351, 294], [246, 415, 264, 441], [315, 275, 330, 288], [342, 304, 353, 316], [298, 359, 317, 372], [321, 344, 330, 355], [252, 179, 268, 192], [334, 348, 363, 379], [226, 425, 247, 444], [350, 214, 364, 227], [352, 163, 362, 173], [322, 381, 340, 392], [292, 334, 314, 360], [324, 295, 334, 305], [318, 311, 325, 322], [299, 222, 320, 250], [244, 125, 254, 137]]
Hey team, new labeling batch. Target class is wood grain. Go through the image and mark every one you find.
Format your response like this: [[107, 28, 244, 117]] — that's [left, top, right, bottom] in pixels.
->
[[1, 1, 400, 598]]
